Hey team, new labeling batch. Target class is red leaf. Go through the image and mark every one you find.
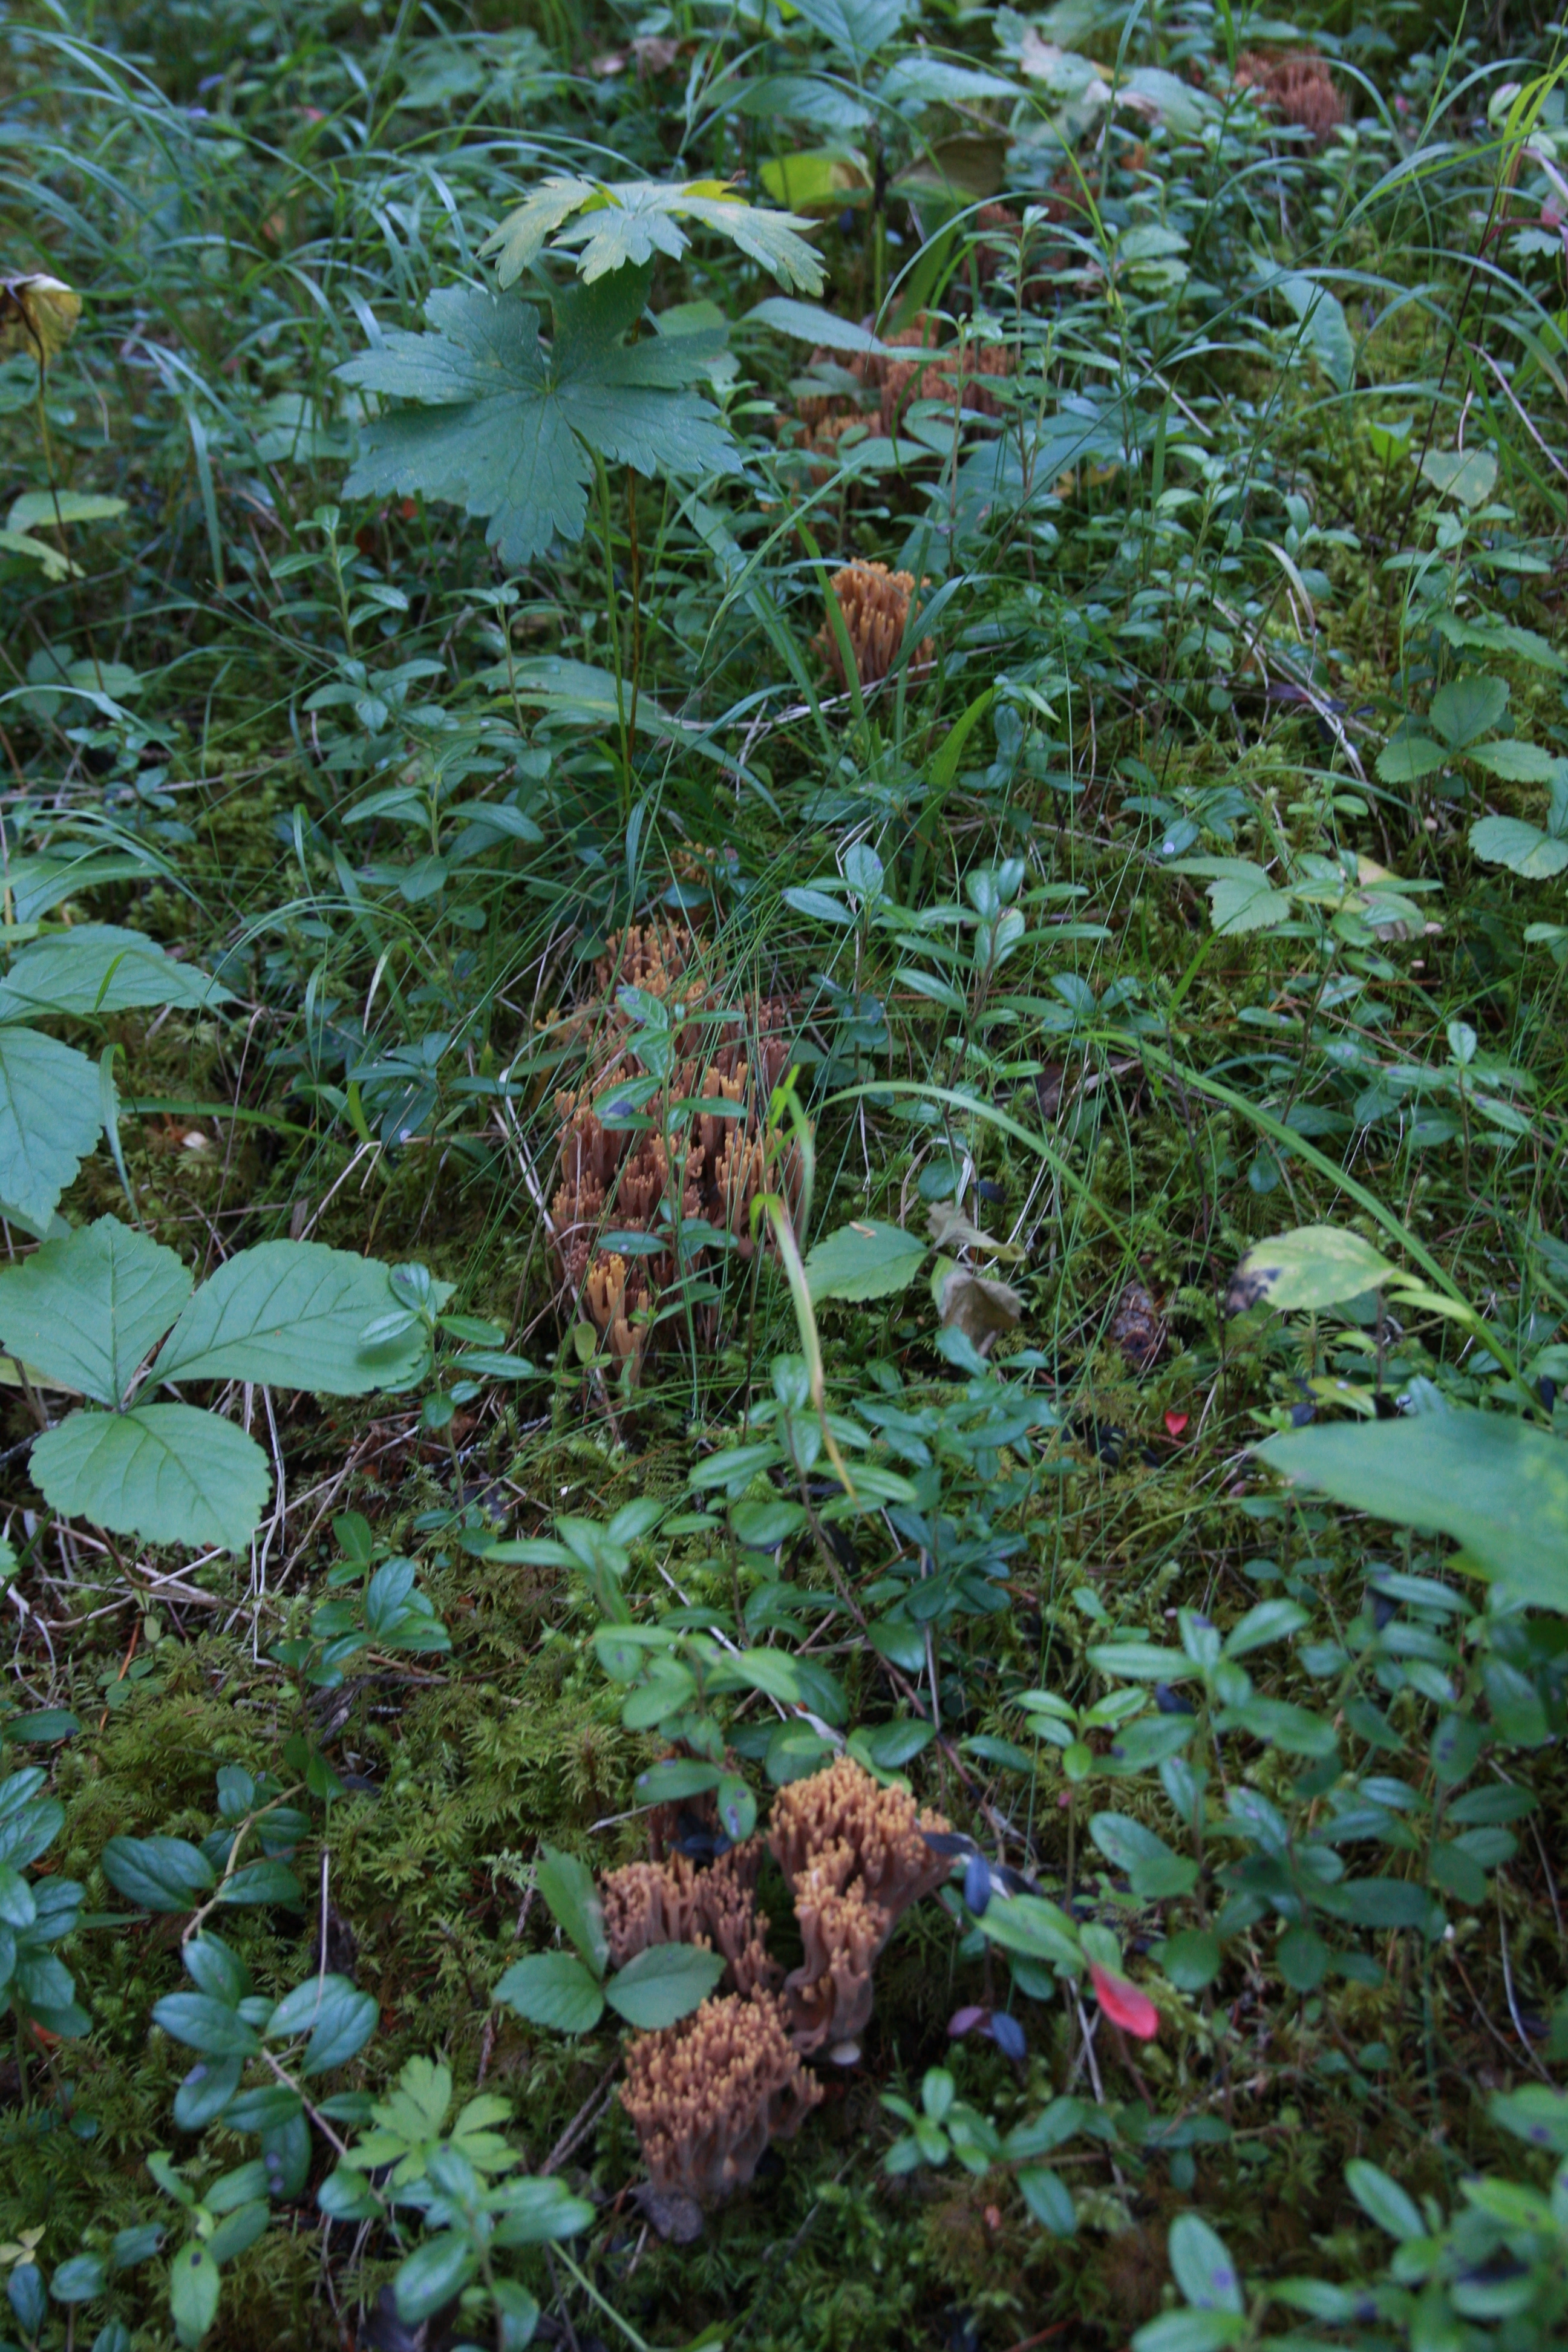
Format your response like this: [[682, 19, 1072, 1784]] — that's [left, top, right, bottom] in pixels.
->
[[1164, 1411, 1189, 1438], [1089, 1963, 1159, 2040]]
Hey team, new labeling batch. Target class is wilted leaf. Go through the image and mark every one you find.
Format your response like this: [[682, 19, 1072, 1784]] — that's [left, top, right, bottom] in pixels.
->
[[934, 1261, 1023, 1354]]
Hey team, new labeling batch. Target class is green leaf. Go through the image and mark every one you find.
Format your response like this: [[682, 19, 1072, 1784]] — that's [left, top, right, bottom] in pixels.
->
[[103, 1835, 217, 1912], [4, 850, 166, 926], [206, 2203, 269, 2265], [267, 1976, 378, 2074], [1017, 2164, 1076, 2235], [151, 1993, 262, 2057], [0, 927, 228, 1020], [339, 273, 739, 571], [604, 1942, 725, 2030], [394, 2232, 477, 2323], [1229, 1224, 1398, 1315], [490, 2175, 596, 2247], [1165, 859, 1293, 936], [1469, 817, 1568, 878], [1214, 1698, 1338, 1759], [1275, 1927, 1329, 1992], [1160, 1929, 1222, 1991], [1376, 735, 1449, 784], [1274, 275, 1354, 393], [31, 1403, 272, 1554], [169, 2243, 221, 2347], [1468, 737, 1558, 782], [493, 1952, 607, 2034], [975, 1893, 1080, 1970], [534, 1844, 609, 1975], [8, 491, 125, 532], [1345, 2158, 1424, 2240], [1132, 2312, 1244, 2352], [1088, 1814, 1197, 1901], [1420, 447, 1497, 508], [1490, 2084, 1568, 2155], [1258, 1410, 1568, 1597], [0, 1217, 192, 1404], [151, 1241, 428, 1393], [1429, 674, 1508, 749], [0, 1025, 103, 1233], [481, 176, 822, 294], [746, 298, 897, 354], [49, 2254, 106, 2305], [789, 0, 907, 65], [1169, 2211, 1245, 2313], [805, 1218, 927, 1304]]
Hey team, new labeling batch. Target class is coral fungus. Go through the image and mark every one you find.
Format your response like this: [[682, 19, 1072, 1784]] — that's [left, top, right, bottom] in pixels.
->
[[620, 1991, 824, 2201], [768, 1757, 950, 2054], [814, 561, 934, 692], [1235, 48, 1345, 145], [602, 1839, 781, 1999]]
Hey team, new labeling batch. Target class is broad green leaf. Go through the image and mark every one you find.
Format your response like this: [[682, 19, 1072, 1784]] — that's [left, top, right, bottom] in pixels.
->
[[3, 849, 166, 925], [151, 1241, 427, 1392], [603, 1941, 725, 2029], [1420, 447, 1497, 508], [1258, 1410, 1568, 1597], [493, 1951, 607, 2034], [746, 298, 897, 354], [394, 2232, 477, 2324], [1345, 2158, 1424, 2240], [151, 1992, 262, 2057], [1088, 1814, 1197, 1901], [533, 1844, 609, 1975], [1169, 2212, 1245, 2313], [975, 1892, 1080, 1970], [1275, 1926, 1329, 1991], [1274, 275, 1354, 392], [1160, 1929, 1222, 1991], [1490, 2084, 1568, 2155], [1165, 859, 1293, 936], [0, 1025, 103, 1232], [482, 175, 822, 293], [102, 1834, 217, 1912], [788, 0, 907, 65], [805, 1218, 927, 1303], [49, 2254, 107, 2304], [1469, 817, 1568, 878], [169, 2242, 220, 2347], [31, 1404, 272, 1554], [1429, 673, 1507, 749], [0, 1218, 192, 1403], [1131, 2310, 1244, 2352], [1229, 1224, 1397, 1315], [341, 273, 738, 570], [1018, 2164, 1076, 2235], [1214, 1697, 1338, 1758], [0, 526, 76, 581], [267, 1976, 379, 2074], [0, 926, 229, 1020], [7, 490, 126, 532], [1468, 737, 1559, 782], [1376, 734, 1449, 784]]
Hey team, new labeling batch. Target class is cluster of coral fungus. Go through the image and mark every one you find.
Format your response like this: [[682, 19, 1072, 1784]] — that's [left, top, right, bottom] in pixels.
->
[[607, 1759, 950, 2204], [789, 305, 1016, 481], [814, 561, 934, 693], [548, 925, 799, 1376], [1234, 48, 1345, 145]]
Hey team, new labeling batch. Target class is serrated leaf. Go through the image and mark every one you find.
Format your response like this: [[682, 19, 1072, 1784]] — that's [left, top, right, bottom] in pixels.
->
[[805, 1218, 926, 1303], [1469, 817, 1568, 878], [482, 175, 822, 293], [1376, 734, 1449, 783], [603, 1942, 725, 2030], [1468, 737, 1559, 781], [339, 273, 739, 569], [1165, 858, 1292, 935], [0, 1217, 192, 1403], [151, 1241, 427, 1392], [1259, 1409, 1568, 1598], [790, 0, 908, 65], [0, 1025, 103, 1232], [0, 927, 228, 1020], [31, 1404, 272, 1553], [1430, 673, 1508, 748], [493, 1951, 607, 2034]]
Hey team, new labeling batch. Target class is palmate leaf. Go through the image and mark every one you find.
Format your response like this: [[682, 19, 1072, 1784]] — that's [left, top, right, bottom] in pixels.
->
[[339, 270, 739, 568], [480, 176, 823, 294]]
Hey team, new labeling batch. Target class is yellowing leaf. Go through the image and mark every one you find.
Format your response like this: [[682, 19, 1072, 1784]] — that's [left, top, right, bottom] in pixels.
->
[[0, 275, 81, 369]]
